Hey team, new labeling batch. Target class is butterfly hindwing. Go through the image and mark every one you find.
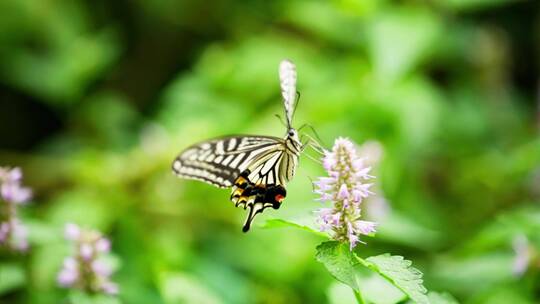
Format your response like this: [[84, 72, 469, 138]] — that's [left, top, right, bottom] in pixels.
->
[[230, 170, 287, 232]]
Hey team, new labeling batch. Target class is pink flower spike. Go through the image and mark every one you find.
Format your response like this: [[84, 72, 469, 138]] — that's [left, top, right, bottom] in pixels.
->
[[57, 225, 119, 295], [64, 223, 80, 240], [0, 166, 32, 251], [313, 138, 377, 250], [96, 238, 111, 253]]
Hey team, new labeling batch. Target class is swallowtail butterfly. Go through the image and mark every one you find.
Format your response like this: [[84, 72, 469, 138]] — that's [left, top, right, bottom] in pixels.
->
[[172, 60, 303, 232]]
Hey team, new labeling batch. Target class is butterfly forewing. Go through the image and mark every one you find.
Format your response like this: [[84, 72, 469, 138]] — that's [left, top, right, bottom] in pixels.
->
[[172, 136, 284, 188]]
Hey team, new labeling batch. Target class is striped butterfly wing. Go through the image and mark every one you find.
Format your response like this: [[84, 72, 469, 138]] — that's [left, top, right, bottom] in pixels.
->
[[172, 135, 300, 232], [172, 135, 284, 188]]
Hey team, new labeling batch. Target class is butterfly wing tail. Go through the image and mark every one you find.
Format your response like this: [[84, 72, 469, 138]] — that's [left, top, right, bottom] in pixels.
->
[[242, 203, 264, 232]]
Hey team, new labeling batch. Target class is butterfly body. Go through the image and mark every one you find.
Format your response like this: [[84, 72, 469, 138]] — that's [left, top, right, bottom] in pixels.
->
[[172, 60, 302, 231]]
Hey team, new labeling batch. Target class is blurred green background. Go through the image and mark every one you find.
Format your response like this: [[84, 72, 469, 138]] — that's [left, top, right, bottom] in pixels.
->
[[1, 0, 540, 303]]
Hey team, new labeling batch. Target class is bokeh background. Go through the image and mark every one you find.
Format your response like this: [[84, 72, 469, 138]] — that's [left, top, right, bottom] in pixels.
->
[[1, 0, 540, 303]]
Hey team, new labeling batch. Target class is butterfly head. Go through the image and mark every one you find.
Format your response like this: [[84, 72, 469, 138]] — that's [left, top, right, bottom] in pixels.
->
[[285, 128, 302, 154], [287, 128, 298, 138]]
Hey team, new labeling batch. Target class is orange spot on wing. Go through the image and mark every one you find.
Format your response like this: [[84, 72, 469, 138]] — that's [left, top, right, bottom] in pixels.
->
[[235, 176, 246, 185]]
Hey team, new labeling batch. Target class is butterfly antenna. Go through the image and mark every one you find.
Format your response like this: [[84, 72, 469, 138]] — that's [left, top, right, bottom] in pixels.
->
[[292, 91, 301, 120], [274, 114, 287, 128]]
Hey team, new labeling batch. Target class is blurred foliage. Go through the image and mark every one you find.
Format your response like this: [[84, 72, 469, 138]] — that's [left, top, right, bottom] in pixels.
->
[[1, 0, 540, 303]]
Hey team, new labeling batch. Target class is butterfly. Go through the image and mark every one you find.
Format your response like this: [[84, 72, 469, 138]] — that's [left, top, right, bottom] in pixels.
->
[[172, 60, 303, 232]]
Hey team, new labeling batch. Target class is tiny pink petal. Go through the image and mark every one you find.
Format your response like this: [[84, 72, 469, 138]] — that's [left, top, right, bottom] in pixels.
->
[[57, 269, 78, 286], [101, 282, 119, 295], [63, 257, 78, 270], [7, 168, 22, 182], [512, 235, 531, 276], [337, 184, 349, 200], [64, 223, 80, 240], [355, 167, 372, 179], [92, 260, 112, 276], [323, 156, 337, 171], [80, 243, 94, 261], [354, 220, 377, 235], [95, 238, 111, 253]]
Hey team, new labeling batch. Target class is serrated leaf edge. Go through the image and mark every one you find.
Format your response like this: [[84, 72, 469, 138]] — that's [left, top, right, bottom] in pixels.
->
[[360, 253, 429, 304]]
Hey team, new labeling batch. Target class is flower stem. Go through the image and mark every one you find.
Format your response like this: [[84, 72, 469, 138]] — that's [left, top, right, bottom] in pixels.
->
[[353, 289, 365, 304]]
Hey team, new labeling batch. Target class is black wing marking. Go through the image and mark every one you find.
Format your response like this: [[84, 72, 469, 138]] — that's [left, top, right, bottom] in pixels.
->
[[172, 135, 283, 188], [230, 170, 287, 232], [229, 149, 299, 232]]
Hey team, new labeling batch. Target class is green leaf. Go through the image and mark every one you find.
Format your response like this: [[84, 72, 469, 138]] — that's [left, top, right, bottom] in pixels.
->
[[357, 272, 407, 304], [364, 254, 429, 304], [316, 241, 360, 291], [427, 291, 460, 304], [262, 219, 327, 237], [0, 263, 26, 295]]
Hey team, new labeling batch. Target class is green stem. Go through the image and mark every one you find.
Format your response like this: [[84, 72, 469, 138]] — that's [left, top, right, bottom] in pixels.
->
[[353, 289, 366, 304]]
